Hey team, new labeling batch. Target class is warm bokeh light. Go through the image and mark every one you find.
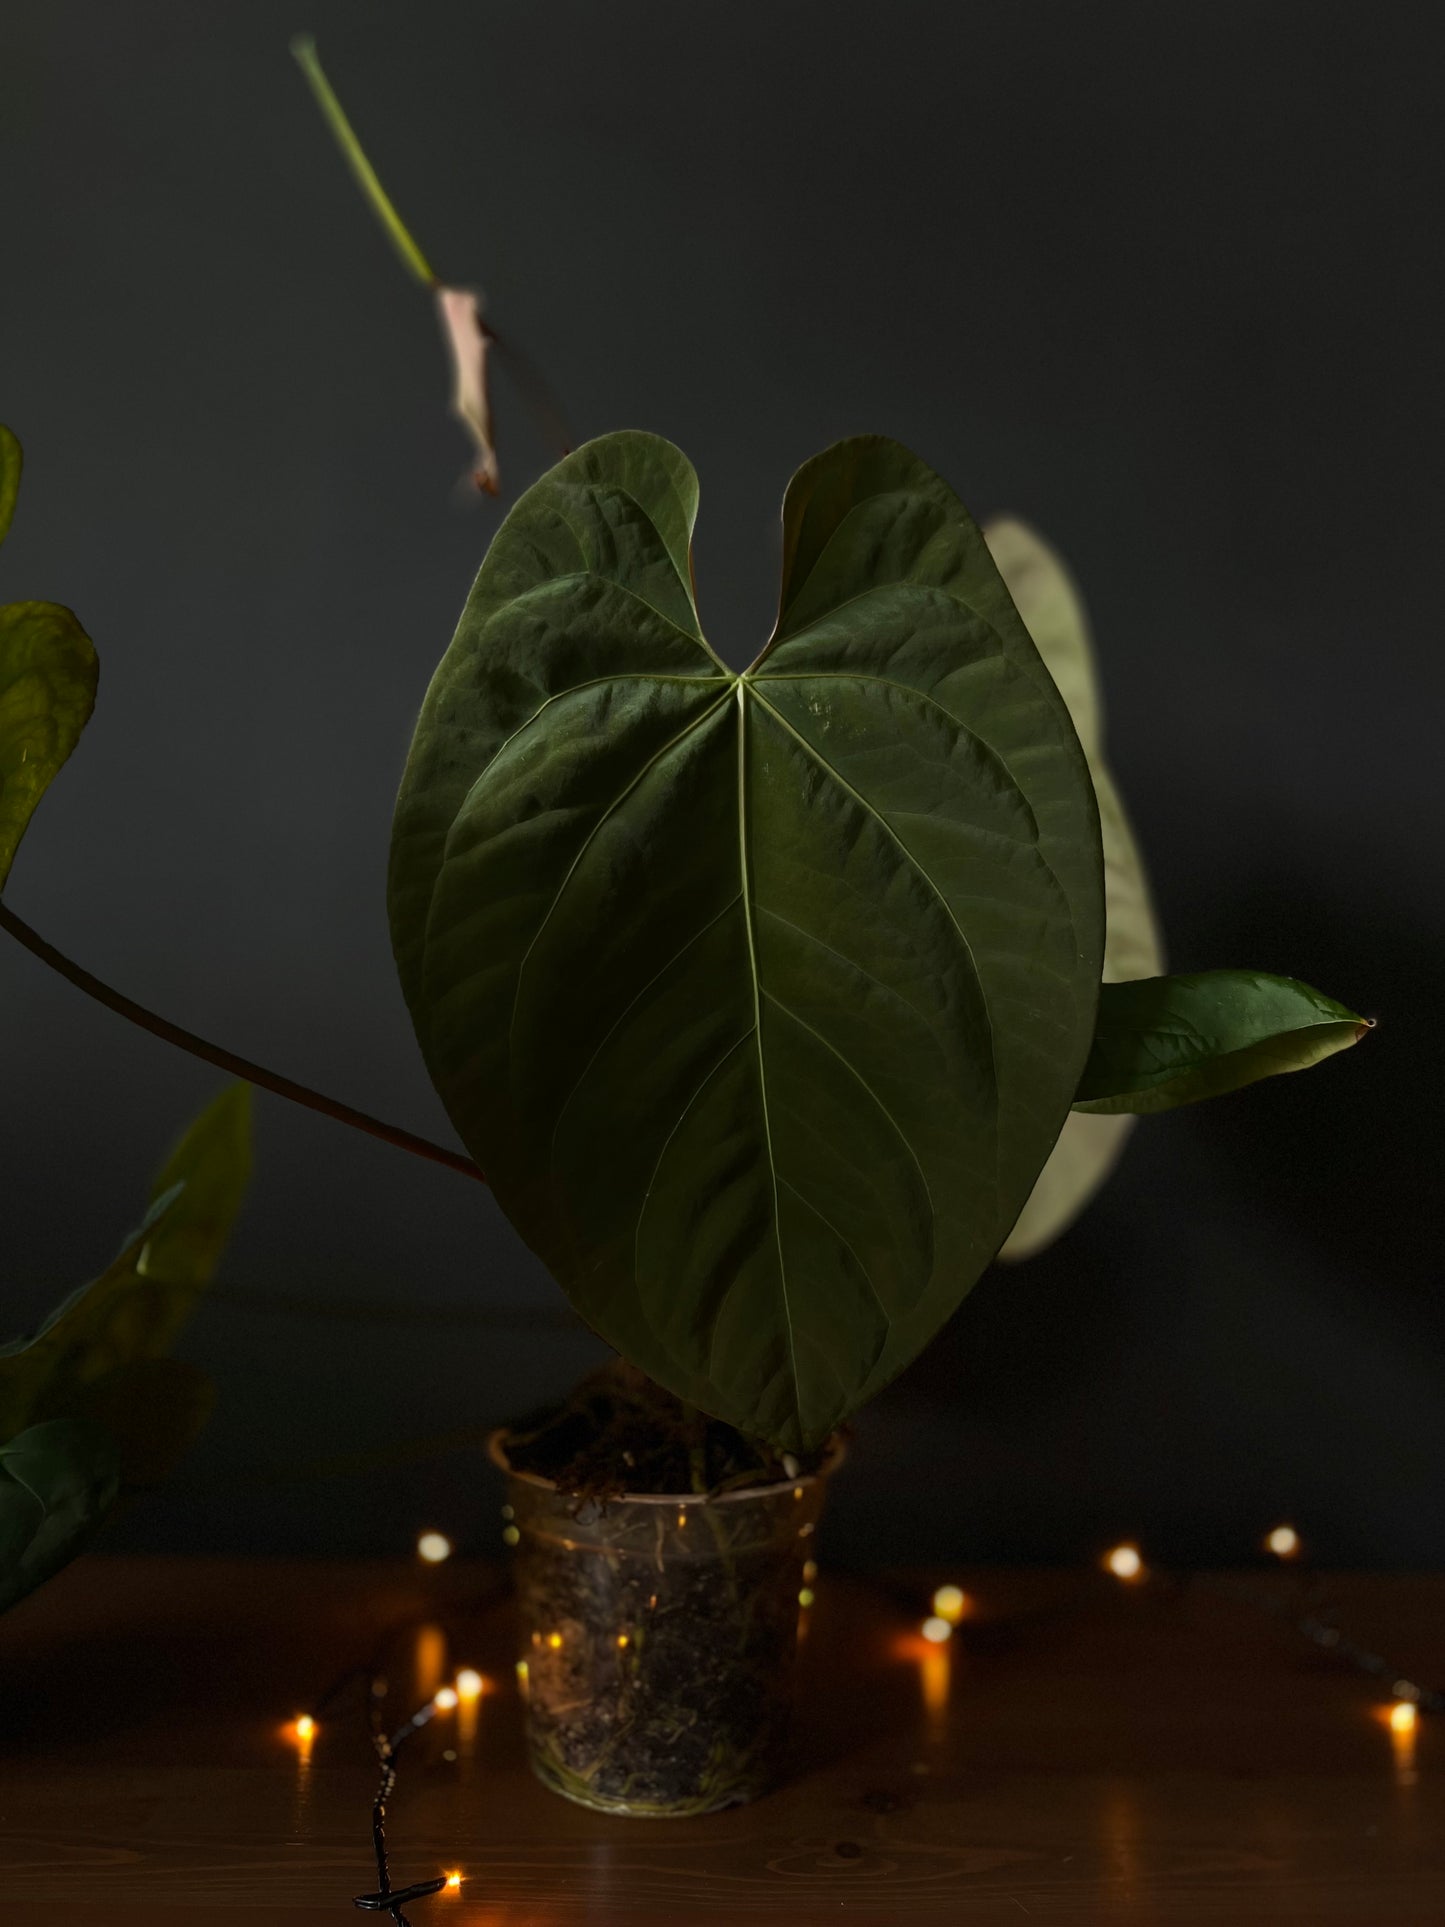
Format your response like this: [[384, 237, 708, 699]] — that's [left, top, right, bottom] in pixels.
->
[[547, 1631, 564, 1650], [932, 1584, 968, 1623], [798, 1587, 815, 1609], [455, 1668, 483, 1701], [501, 1524, 520, 1547], [1264, 1524, 1301, 1559], [616, 1633, 630, 1650], [1390, 1701, 1418, 1735], [515, 1659, 530, 1698], [444, 1872, 464, 1893], [433, 1686, 459, 1711], [417, 1531, 453, 1564], [921, 1615, 953, 1644], [1104, 1543, 1144, 1581], [286, 1713, 317, 1766]]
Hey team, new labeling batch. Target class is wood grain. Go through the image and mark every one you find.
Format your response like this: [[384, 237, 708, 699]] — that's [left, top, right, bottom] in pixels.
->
[[0, 1558, 1440, 1922]]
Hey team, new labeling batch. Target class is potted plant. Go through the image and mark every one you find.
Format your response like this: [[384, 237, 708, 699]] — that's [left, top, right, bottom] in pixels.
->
[[0, 404, 1368, 1812], [0, 47, 1372, 1819]]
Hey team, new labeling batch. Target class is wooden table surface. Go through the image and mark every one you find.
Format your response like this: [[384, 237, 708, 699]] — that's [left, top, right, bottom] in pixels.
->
[[1, 1557, 1440, 1923]]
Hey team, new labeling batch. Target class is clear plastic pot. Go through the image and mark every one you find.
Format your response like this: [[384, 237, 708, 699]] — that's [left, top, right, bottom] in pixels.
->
[[490, 1430, 842, 1817]]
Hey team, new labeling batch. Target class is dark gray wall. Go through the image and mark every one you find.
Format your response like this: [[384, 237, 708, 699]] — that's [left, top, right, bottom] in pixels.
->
[[2, 1, 1439, 1567]]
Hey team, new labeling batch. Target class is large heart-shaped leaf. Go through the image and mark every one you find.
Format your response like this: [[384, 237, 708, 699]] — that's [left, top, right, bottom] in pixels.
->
[[0, 1417, 120, 1615], [0, 427, 99, 893], [1075, 971, 1370, 1114], [985, 518, 1165, 1260], [390, 433, 1103, 1449]]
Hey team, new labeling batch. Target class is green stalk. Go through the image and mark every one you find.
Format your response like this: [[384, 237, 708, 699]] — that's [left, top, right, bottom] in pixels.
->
[[291, 35, 439, 289]]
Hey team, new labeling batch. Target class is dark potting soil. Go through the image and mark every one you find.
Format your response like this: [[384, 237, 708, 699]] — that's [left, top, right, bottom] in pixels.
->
[[503, 1363, 831, 1499]]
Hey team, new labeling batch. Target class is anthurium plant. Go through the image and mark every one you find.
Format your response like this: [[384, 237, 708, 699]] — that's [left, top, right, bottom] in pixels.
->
[[0, 415, 1368, 1465], [387, 431, 1369, 1451]]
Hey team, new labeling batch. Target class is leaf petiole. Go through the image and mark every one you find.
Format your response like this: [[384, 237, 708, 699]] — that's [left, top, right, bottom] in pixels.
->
[[0, 901, 484, 1184], [291, 35, 439, 290]]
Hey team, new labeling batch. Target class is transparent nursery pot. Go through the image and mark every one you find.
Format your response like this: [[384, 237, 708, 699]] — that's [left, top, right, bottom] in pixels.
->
[[490, 1429, 843, 1817]]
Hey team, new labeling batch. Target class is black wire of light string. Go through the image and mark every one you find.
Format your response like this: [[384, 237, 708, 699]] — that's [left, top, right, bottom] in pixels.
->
[[296, 1572, 509, 1917]]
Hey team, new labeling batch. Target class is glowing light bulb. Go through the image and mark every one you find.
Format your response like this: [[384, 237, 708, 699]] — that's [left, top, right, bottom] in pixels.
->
[[931, 1584, 967, 1624], [501, 1523, 520, 1547], [444, 1870, 464, 1892], [798, 1587, 815, 1609], [616, 1633, 630, 1650], [1265, 1524, 1300, 1559], [1104, 1543, 1143, 1581], [1390, 1701, 1418, 1735], [921, 1615, 953, 1644], [293, 1714, 317, 1741], [547, 1631, 563, 1650], [433, 1686, 459, 1711], [417, 1531, 453, 1564], [455, 1668, 483, 1701]]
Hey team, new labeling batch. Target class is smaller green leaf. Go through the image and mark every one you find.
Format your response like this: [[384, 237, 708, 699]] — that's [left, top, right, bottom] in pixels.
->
[[0, 426, 20, 550], [0, 1198, 171, 1441], [0, 1417, 120, 1615], [1074, 971, 1372, 1115], [0, 1085, 252, 1438]]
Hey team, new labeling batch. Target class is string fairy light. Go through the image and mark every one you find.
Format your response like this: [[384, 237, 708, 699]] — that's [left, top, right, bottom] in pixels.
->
[[920, 1615, 953, 1645], [1103, 1542, 1144, 1581], [1264, 1524, 1301, 1559], [455, 1668, 483, 1701], [931, 1584, 968, 1624], [416, 1531, 453, 1565]]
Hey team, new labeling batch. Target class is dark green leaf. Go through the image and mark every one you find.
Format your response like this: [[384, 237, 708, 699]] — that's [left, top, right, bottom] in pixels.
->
[[0, 1417, 120, 1614], [1075, 971, 1371, 1115], [390, 432, 1103, 1449], [986, 518, 1165, 1259], [0, 428, 99, 892], [0, 1085, 251, 1454]]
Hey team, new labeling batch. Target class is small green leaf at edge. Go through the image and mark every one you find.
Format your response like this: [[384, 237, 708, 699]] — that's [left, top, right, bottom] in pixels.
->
[[0, 427, 99, 893], [0, 1416, 120, 1615], [1074, 971, 1372, 1115], [0, 426, 21, 550]]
